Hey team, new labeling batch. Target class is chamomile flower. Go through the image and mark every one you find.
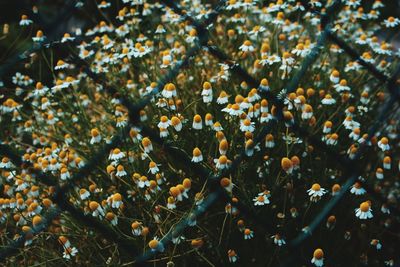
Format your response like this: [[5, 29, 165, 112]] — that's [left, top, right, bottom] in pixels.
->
[[27, 202, 42, 216], [326, 216, 336, 230], [367, 9, 380, 20], [245, 139, 255, 157], [350, 182, 366, 195], [216, 139, 228, 155], [331, 184, 341, 196], [383, 156, 391, 170], [265, 134, 275, 148], [301, 104, 313, 120], [58, 236, 71, 250], [226, 0, 242, 10], [220, 177, 233, 192], [186, 28, 198, 44], [170, 116, 182, 131], [204, 113, 213, 127], [90, 128, 102, 144], [155, 24, 165, 34], [138, 176, 150, 188], [98, 0, 110, 9], [281, 157, 293, 174], [253, 190, 271, 206], [355, 201, 373, 219], [109, 148, 125, 161], [272, 234, 286, 246], [157, 116, 170, 129], [228, 249, 238, 263], [115, 165, 126, 177], [346, 0, 361, 8], [360, 52, 375, 63], [217, 91, 229, 104], [280, 52, 296, 78], [141, 137, 153, 153], [372, 0, 384, 8], [370, 239, 382, 250], [19, 15, 32, 26], [381, 204, 390, 214], [355, 34, 369, 45], [110, 193, 123, 208], [345, 61, 361, 72], [60, 167, 71, 180], [321, 94, 336, 105], [272, 12, 285, 25], [228, 104, 243, 116], [148, 161, 159, 174], [63, 247, 78, 260], [334, 79, 351, 92], [265, 54, 281, 66], [32, 30, 46, 42], [248, 25, 266, 39], [79, 49, 94, 59], [307, 183, 327, 202], [148, 238, 165, 252], [192, 114, 203, 130], [192, 147, 203, 163], [326, 133, 339, 146], [330, 70, 340, 83], [167, 196, 176, 210], [375, 43, 392, 55], [239, 40, 255, 52], [131, 221, 142, 236], [244, 228, 254, 240], [311, 248, 324, 267], [106, 212, 118, 226], [161, 83, 176, 98], [240, 119, 255, 132], [89, 201, 105, 218], [201, 82, 213, 103], [79, 188, 90, 200], [292, 43, 310, 57], [54, 59, 70, 70], [0, 157, 13, 169], [343, 116, 360, 130], [383, 17, 400, 28], [376, 168, 384, 180], [60, 33, 74, 43], [377, 137, 390, 151]]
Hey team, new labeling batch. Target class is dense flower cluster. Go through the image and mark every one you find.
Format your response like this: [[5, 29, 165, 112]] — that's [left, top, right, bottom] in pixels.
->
[[0, 0, 399, 265]]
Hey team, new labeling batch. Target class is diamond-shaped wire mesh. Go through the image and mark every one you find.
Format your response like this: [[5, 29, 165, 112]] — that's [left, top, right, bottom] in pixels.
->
[[0, 0, 399, 265]]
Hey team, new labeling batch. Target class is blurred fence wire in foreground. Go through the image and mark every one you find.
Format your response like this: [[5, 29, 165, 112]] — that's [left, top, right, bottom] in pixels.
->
[[0, 0, 399, 265]]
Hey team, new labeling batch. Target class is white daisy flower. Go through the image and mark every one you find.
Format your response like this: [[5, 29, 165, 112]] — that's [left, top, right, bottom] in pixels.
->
[[109, 148, 125, 161], [253, 190, 271, 206], [239, 40, 255, 52], [350, 182, 366, 195], [240, 119, 255, 132], [383, 17, 400, 28], [321, 94, 336, 105], [19, 15, 33, 26], [192, 115, 202, 130], [272, 234, 286, 246], [63, 247, 78, 260], [307, 183, 327, 202], [311, 249, 324, 267], [79, 189, 90, 200], [355, 201, 373, 219], [377, 137, 390, 151], [192, 148, 203, 163]]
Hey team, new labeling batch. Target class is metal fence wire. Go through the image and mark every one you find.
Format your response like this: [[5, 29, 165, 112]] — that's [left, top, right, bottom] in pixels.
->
[[0, 0, 399, 265]]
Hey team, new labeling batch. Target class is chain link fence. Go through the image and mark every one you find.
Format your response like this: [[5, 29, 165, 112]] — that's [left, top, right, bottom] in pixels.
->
[[0, 0, 399, 265]]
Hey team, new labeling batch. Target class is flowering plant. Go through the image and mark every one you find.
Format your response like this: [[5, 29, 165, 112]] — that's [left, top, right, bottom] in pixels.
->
[[0, 0, 399, 266]]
